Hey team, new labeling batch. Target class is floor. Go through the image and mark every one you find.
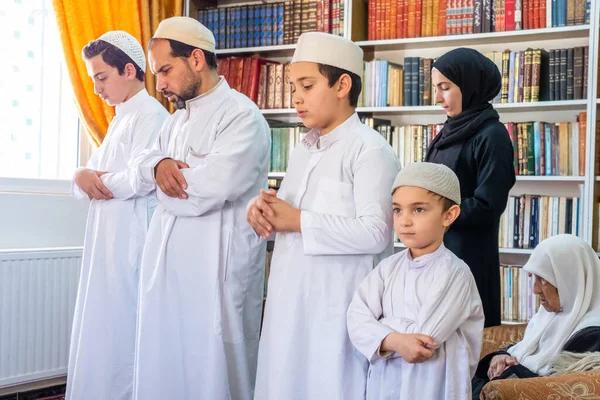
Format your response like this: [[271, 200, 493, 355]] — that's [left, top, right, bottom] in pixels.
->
[[0, 377, 66, 400]]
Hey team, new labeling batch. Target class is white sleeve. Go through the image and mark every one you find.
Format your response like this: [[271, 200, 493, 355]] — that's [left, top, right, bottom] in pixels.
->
[[300, 148, 400, 256], [131, 116, 173, 196], [379, 265, 478, 347], [100, 111, 166, 199], [347, 259, 397, 363], [71, 147, 101, 200], [158, 109, 270, 217]]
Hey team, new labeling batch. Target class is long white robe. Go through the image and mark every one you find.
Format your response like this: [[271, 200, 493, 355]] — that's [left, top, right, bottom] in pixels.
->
[[254, 113, 401, 400], [67, 89, 168, 400], [347, 244, 485, 400], [131, 78, 270, 400]]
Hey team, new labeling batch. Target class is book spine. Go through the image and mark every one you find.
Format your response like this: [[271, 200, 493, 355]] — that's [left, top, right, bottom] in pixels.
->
[[566, 47, 574, 100]]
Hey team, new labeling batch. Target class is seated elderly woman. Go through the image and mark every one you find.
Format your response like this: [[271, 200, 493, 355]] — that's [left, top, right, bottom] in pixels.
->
[[473, 234, 600, 399]]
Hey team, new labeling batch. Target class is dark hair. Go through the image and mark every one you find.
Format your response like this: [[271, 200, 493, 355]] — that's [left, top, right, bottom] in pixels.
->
[[440, 197, 458, 212], [82, 40, 145, 81], [317, 64, 362, 107], [149, 38, 218, 70], [426, 191, 458, 212]]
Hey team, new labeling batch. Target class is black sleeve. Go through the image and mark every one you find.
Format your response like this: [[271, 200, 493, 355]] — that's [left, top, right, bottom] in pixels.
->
[[563, 326, 600, 353], [474, 349, 511, 379], [495, 364, 539, 379], [453, 123, 516, 228]]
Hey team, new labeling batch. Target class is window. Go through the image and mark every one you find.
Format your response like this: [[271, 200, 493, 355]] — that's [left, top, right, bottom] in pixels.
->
[[0, 0, 79, 182]]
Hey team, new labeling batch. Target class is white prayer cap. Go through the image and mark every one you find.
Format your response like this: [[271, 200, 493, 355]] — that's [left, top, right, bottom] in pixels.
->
[[292, 32, 363, 77], [97, 30, 146, 72], [391, 162, 462, 205], [153, 17, 216, 53]]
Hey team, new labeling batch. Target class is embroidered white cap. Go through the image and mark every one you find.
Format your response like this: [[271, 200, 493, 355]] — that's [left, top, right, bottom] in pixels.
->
[[391, 162, 462, 205], [97, 30, 146, 72], [153, 16, 216, 53], [291, 32, 364, 77]]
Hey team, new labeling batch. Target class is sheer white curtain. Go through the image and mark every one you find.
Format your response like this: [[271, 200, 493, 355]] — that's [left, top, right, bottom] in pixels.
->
[[0, 0, 79, 181]]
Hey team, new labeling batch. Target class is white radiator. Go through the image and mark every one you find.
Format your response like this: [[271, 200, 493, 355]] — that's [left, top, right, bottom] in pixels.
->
[[0, 247, 82, 388]]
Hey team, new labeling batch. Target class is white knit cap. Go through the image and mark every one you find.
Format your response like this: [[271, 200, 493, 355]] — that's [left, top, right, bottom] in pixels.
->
[[153, 17, 216, 53], [292, 32, 363, 77], [97, 30, 146, 72], [391, 162, 462, 205]]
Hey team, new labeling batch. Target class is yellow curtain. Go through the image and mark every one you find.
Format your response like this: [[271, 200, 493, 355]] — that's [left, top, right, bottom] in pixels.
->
[[140, 0, 183, 113], [53, 0, 182, 146]]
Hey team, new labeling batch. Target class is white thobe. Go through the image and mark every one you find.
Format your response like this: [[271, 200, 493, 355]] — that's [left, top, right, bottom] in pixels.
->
[[67, 89, 168, 400], [347, 244, 485, 400], [131, 78, 270, 400], [254, 113, 401, 400]]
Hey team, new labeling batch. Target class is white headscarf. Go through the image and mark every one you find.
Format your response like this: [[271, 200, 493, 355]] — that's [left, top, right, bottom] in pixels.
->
[[508, 234, 600, 375]]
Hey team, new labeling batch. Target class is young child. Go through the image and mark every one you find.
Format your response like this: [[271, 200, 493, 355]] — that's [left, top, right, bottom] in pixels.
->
[[347, 162, 485, 400], [247, 32, 401, 399]]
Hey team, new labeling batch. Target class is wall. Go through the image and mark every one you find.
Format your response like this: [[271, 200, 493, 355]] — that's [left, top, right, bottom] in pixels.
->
[[0, 192, 88, 250]]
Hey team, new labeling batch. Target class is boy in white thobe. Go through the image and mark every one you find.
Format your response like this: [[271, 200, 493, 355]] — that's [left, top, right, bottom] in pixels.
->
[[131, 18, 270, 400], [247, 32, 401, 399], [347, 162, 485, 400], [68, 31, 168, 400]]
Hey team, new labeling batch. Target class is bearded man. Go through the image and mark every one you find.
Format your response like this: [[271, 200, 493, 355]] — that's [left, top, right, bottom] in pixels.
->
[[131, 17, 270, 400]]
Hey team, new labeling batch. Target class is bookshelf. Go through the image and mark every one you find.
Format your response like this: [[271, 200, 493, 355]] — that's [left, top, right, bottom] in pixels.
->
[[269, 173, 587, 182], [394, 241, 535, 255], [261, 100, 588, 118], [185, 0, 600, 325], [216, 44, 297, 56], [355, 25, 591, 51]]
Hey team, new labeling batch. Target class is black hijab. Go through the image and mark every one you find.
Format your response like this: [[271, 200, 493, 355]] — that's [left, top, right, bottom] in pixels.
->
[[425, 48, 503, 170]]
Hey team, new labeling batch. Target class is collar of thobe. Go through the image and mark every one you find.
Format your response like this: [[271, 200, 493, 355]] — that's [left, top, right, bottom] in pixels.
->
[[184, 77, 228, 116], [406, 243, 447, 268], [115, 88, 150, 116], [301, 112, 359, 152]]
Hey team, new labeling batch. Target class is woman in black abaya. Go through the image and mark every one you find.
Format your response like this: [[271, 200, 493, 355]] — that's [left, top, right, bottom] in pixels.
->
[[426, 48, 516, 327]]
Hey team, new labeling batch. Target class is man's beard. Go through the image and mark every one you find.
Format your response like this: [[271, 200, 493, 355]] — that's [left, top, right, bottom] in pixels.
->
[[162, 75, 201, 110]]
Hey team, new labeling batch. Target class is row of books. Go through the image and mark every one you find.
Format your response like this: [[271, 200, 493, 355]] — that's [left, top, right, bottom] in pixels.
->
[[498, 195, 580, 249], [199, 4, 284, 49], [218, 44, 589, 110], [269, 124, 310, 172], [359, 46, 587, 108], [501, 264, 539, 323], [217, 58, 292, 109], [500, 47, 590, 102], [373, 122, 442, 166], [367, 117, 586, 176], [508, 117, 586, 177], [198, 0, 344, 49], [367, 0, 590, 40], [269, 119, 441, 173]]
